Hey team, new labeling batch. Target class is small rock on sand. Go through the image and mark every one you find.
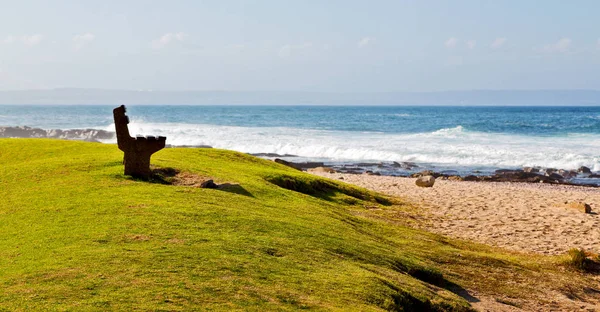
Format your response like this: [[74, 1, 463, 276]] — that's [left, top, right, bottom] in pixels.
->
[[415, 175, 435, 187]]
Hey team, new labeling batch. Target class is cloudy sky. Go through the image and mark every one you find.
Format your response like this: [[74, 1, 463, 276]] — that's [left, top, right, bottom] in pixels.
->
[[0, 0, 599, 92]]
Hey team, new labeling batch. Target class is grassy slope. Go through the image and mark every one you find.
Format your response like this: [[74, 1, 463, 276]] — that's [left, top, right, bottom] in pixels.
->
[[0, 139, 597, 311]]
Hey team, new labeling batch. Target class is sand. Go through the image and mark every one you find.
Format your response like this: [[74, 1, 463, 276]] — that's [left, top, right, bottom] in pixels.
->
[[311, 172, 600, 255]]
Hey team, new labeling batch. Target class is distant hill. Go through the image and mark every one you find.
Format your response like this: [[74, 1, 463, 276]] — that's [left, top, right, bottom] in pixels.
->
[[1, 88, 599, 105]]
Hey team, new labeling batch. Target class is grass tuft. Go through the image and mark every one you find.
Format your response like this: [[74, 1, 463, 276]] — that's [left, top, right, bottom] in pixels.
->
[[568, 248, 588, 270], [566, 248, 600, 273]]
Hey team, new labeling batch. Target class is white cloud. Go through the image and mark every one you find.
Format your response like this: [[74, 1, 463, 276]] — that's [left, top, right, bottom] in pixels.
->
[[21, 34, 43, 46], [466, 40, 476, 49], [152, 32, 188, 49], [278, 42, 313, 58], [278, 45, 292, 58], [542, 38, 571, 53], [73, 33, 95, 50], [445, 37, 458, 48], [490, 37, 507, 49], [2, 34, 44, 46], [2, 35, 15, 44], [358, 37, 375, 48]]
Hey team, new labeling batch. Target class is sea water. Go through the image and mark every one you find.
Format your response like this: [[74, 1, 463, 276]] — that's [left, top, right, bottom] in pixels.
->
[[1, 105, 600, 174]]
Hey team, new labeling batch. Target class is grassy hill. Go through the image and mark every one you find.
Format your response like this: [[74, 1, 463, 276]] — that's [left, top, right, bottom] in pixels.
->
[[0, 139, 597, 311]]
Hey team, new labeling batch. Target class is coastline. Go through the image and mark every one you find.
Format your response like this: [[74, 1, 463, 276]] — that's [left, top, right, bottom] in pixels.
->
[[310, 171, 600, 255], [2, 124, 600, 186]]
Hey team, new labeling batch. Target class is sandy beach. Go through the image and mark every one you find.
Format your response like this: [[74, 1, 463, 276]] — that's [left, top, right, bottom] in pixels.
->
[[311, 171, 600, 255]]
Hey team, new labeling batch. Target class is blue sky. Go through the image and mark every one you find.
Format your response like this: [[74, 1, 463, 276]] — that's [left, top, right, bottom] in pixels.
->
[[0, 0, 599, 92]]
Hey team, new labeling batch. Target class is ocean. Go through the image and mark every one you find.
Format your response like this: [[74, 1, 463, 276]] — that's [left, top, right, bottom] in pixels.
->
[[2, 105, 600, 177]]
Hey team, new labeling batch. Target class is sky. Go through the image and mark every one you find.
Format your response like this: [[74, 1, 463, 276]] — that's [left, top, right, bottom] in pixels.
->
[[0, 0, 599, 92]]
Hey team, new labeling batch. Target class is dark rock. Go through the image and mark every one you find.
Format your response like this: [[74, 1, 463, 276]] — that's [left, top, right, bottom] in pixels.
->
[[523, 167, 541, 173], [251, 153, 298, 157], [337, 167, 364, 174], [589, 174, 600, 178], [463, 175, 480, 181], [486, 171, 549, 183], [393, 161, 418, 169], [0, 125, 115, 142], [292, 162, 325, 170], [355, 162, 377, 167], [200, 180, 218, 189], [543, 168, 558, 175], [546, 173, 564, 181], [495, 169, 523, 174], [274, 158, 303, 171], [448, 176, 463, 181], [273, 159, 325, 171], [558, 169, 577, 179], [578, 166, 592, 174]]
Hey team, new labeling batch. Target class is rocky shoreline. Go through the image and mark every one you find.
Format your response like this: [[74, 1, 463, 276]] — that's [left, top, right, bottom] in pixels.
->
[[3, 126, 599, 187], [0, 126, 115, 142], [273, 158, 600, 187]]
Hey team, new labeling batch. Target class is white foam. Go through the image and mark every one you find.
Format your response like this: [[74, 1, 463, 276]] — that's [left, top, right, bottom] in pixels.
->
[[102, 122, 600, 170]]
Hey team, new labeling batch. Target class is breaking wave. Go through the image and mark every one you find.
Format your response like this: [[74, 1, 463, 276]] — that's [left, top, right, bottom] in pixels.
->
[[100, 122, 600, 171]]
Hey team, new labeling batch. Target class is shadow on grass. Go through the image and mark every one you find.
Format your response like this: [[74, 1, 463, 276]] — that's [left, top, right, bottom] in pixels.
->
[[378, 278, 476, 312], [265, 173, 391, 206], [216, 183, 254, 198], [116, 166, 254, 197], [566, 248, 600, 275], [390, 259, 480, 307]]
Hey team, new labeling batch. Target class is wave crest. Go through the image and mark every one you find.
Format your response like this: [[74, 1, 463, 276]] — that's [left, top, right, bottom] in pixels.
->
[[95, 121, 600, 171]]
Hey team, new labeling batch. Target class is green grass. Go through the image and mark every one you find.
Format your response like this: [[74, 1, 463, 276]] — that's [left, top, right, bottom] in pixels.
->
[[0, 139, 598, 311]]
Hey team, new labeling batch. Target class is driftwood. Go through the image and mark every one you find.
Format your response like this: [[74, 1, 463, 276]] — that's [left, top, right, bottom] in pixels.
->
[[113, 105, 166, 178]]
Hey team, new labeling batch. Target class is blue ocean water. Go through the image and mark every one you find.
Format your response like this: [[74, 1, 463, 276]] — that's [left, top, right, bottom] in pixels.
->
[[2, 105, 600, 172]]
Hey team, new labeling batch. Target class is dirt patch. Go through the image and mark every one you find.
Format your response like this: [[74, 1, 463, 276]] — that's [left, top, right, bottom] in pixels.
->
[[170, 172, 212, 187], [150, 167, 213, 187]]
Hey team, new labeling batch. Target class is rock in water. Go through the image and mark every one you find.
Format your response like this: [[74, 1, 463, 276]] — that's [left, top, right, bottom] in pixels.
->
[[523, 167, 541, 173], [415, 175, 435, 187], [546, 173, 564, 181], [578, 166, 592, 174], [565, 202, 592, 214]]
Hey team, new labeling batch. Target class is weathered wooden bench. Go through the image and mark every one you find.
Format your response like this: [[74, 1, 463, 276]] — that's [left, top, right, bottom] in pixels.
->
[[113, 105, 166, 178]]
